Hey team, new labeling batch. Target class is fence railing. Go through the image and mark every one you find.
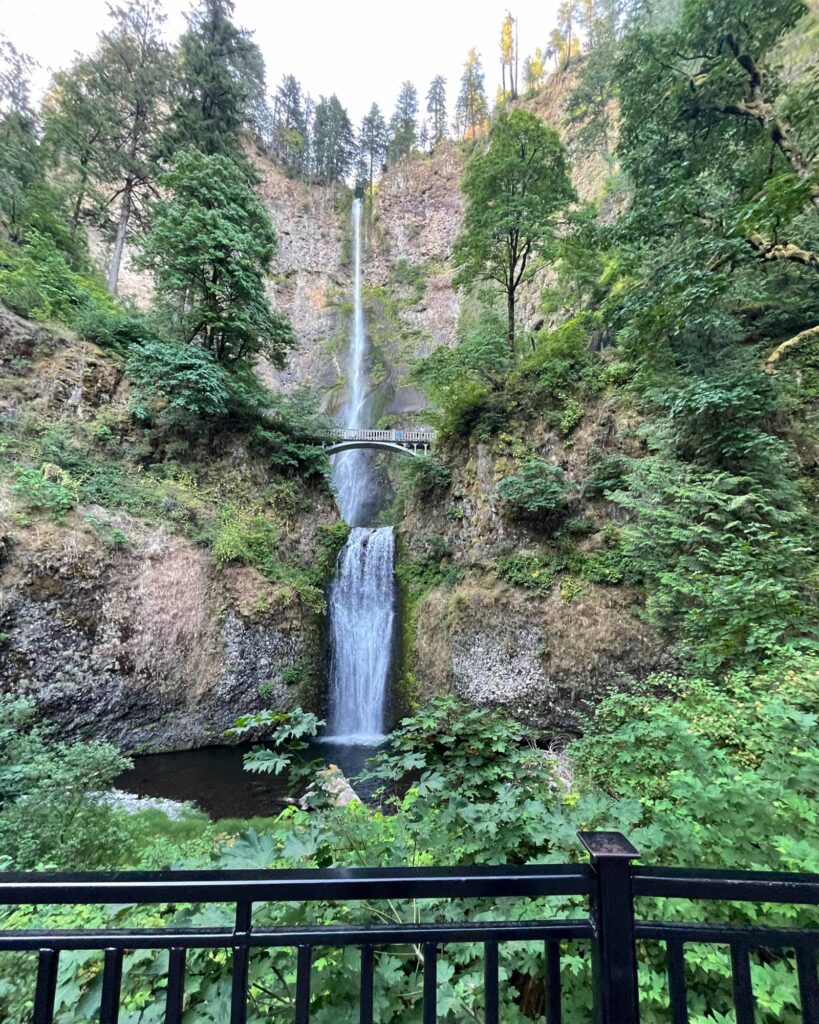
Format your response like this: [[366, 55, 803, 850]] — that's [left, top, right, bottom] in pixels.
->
[[325, 428, 436, 444], [0, 831, 816, 1024]]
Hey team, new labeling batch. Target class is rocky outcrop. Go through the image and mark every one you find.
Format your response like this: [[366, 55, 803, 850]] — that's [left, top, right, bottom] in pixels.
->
[[0, 519, 324, 752], [415, 581, 671, 734]]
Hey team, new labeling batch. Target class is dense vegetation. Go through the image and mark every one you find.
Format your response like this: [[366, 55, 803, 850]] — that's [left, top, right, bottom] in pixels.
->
[[0, 0, 817, 1021]]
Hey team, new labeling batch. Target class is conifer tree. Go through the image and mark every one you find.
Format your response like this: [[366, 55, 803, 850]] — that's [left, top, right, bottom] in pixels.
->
[[455, 49, 488, 140], [83, 0, 172, 294], [388, 81, 418, 160], [172, 0, 265, 159], [358, 103, 387, 192], [272, 74, 308, 177], [43, 59, 112, 241], [312, 95, 354, 184], [426, 75, 448, 147], [0, 37, 41, 239], [137, 148, 294, 367]]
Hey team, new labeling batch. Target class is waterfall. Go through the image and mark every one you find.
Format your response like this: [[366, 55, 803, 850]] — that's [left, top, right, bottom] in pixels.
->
[[332, 197, 371, 526], [326, 527, 396, 742], [326, 197, 396, 744]]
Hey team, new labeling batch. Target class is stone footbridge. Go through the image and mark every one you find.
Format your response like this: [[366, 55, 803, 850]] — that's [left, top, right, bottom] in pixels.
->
[[323, 427, 436, 456]]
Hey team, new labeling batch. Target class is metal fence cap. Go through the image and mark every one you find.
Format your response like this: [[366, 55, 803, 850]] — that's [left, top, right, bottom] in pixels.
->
[[577, 831, 641, 860]]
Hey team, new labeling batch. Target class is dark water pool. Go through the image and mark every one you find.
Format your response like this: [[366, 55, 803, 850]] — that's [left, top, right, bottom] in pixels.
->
[[116, 738, 383, 820]]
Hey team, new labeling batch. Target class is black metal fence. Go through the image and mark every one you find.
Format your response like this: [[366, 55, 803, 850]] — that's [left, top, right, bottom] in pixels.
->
[[0, 831, 816, 1024]]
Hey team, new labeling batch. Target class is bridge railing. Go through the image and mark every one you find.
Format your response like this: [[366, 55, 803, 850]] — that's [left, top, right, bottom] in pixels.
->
[[325, 427, 436, 444], [0, 832, 817, 1024]]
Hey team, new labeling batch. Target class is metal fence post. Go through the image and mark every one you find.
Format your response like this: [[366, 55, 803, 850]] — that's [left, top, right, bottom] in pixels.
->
[[578, 831, 641, 1024]]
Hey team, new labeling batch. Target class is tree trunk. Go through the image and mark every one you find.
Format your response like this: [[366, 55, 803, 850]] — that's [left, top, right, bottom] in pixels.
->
[[107, 180, 133, 295], [507, 287, 516, 351]]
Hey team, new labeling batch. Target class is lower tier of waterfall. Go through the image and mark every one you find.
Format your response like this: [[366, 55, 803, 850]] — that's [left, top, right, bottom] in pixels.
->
[[326, 526, 396, 743]]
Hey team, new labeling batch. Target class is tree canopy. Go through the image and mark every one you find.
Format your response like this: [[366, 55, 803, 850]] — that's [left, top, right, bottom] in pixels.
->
[[453, 108, 576, 348]]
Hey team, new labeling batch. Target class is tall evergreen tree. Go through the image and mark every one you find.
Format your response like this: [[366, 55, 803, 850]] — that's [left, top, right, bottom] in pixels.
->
[[426, 75, 448, 147], [272, 74, 308, 177], [137, 148, 294, 366], [85, 1, 172, 294], [43, 59, 113, 241], [312, 95, 354, 184], [0, 37, 40, 239], [172, 0, 265, 159], [455, 49, 488, 140], [358, 103, 387, 192], [388, 81, 418, 161]]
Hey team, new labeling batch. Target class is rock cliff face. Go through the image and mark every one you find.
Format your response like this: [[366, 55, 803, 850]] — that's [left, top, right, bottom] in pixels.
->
[[0, 308, 336, 751], [0, 523, 319, 751], [396, 397, 673, 731]]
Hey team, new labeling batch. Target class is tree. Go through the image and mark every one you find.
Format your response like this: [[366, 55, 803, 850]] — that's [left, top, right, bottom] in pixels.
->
[[172, 0, 265, 159], [452, 109, 576, 350], [358, 103, 387, 192], [137, 148, 295, 366], [271, 73, 308, 177], [522, 49, 547, 92], [455, 49, 488, 139], [426, 75, 448, 147], [0, 36, 40, 239], [42, 59, 113, 241], [83, 0, 172, 294], [499, 12, 518, 99], [388, 81, 418, 160], [312, 95, 355, 184], [551, 1, 581, 67]]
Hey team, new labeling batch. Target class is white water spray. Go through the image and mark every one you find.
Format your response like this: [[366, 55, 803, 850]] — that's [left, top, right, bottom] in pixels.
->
[[327, 198, 396, 744]]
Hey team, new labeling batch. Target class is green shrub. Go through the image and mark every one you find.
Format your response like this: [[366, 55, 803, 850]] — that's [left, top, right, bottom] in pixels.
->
[[11, 464, 75, 521], [495, 458, 571, 519], [212, 508, 280, 576], [74, 303, 159, 354], [399, 453, 452, 496], [496, 552, 554, 593], [126, 339, 232, 418], [0, 232, 111, 324], [513, 316, 594, 401], [0, 697, 131, 870]]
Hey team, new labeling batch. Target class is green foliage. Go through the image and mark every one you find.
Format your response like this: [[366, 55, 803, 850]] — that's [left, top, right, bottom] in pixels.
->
[[397, 453, 452, 496], [397, 534, 464, 592], [11, 464, 75, 522], [172, 0, 265, 159], [0, 231, 106, 321], [127, 339, 233, 418], [211, 507, 326, 614], [0, 696, 131, 870], [613, 454, 817, 672], [411, 294, 509, 439], [496, 551, 555, 593], [453, 108, 576, 347], [137, 147, 294, 367], [496, 458, 572, 519]]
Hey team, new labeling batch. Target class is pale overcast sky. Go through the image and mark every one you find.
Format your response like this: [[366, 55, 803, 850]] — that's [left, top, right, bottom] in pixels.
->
[[1, 0, 562, 126]]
